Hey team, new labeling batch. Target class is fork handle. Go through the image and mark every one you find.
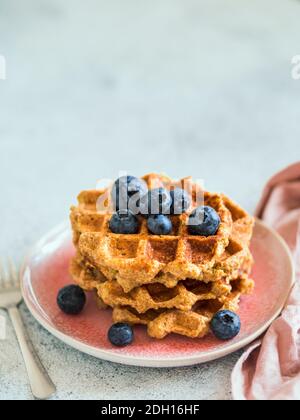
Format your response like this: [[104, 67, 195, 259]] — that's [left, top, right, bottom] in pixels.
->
[[8, 306, 56, 400]]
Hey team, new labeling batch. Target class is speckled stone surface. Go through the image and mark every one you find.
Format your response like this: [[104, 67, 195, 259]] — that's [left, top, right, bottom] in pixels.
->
[[0, 0, 299, 400]]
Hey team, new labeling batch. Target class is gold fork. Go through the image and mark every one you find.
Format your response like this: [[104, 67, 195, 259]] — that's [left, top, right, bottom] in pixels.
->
[[0, 258, 56, 399]]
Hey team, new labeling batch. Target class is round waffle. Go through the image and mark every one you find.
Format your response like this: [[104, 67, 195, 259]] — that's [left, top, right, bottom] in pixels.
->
[[112, 290, 243, 339], [70, 173, 254, 340], [70, 255, 253, 311], [71, 174, 254, 293], [70, 256, 254, 339]]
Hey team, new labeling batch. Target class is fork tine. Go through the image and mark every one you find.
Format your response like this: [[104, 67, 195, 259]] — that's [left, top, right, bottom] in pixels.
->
[[8, 257, 19, 287]]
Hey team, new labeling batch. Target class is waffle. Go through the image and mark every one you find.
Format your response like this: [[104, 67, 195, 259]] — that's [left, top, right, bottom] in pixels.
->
[[71, 174, 254, 293], [70, 253, 107, 291], [70, 256, 254, 339], [70, 245, 252, 290], [70, 173, 254, 339], [98, 276, 254, 313], [71, 253, 253, 303], [112, 290, 244, 339]]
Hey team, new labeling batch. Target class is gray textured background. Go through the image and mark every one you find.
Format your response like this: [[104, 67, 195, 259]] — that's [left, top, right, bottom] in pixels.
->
[[0, 0, 299, 400]]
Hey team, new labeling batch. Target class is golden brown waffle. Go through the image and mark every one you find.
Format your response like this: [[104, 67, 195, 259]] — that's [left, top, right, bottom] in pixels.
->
[[70, 256, 254, 339], [70, 247, 253, 290], [70, 256, 253, 311], [70, 253, 107, 291], [112, 290, 244, 339], [71, 174, 254, 293], [70, 173, 254, 340], [97, 276, 254, 313]]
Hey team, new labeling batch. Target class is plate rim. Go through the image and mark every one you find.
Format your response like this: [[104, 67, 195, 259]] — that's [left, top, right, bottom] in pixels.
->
[[20, 219, 295, 368]]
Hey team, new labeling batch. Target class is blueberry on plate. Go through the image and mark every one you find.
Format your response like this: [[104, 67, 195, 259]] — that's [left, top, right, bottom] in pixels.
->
[[109, 210, 139, 234], [147, 214, 172, 235], [170, 188, 191, 215], [108, 323, 134, 347], [57, 285, 86, 315], [211, 310, 241, 340], [111, 176, 147, 214], [139, 188, 172, 217], [188, 206, 220, 236]]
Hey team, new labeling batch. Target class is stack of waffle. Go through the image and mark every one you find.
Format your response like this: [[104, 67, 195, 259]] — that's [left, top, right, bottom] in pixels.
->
[[70, 174, 254, 339]]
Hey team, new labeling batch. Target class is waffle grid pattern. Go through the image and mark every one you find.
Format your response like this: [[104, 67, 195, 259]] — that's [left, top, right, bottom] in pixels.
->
[[70, 174, 254, 339]]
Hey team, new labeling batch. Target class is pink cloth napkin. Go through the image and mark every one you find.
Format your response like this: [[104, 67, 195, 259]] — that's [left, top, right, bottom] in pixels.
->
[[232, 162, 300, 401]]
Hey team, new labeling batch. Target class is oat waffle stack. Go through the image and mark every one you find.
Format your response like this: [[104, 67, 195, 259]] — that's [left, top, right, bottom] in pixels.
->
[[70, 174, 254, 339]]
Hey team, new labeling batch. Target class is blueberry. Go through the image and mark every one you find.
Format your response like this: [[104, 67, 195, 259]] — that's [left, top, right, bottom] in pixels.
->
[[211, 310, 241, 340], [188, 206, 220, 236], [109, 210, 139, 234], [139, 188, 172, 217], [148, 215, 172, 235], [111, 176, 147, 214], [108, 323, 134, 347], [170, 188, 191, 215], [57, 285, 86, 315]]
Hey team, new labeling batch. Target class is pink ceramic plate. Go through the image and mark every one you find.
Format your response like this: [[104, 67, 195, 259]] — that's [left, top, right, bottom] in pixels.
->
[[21, 220, 294, 367]]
